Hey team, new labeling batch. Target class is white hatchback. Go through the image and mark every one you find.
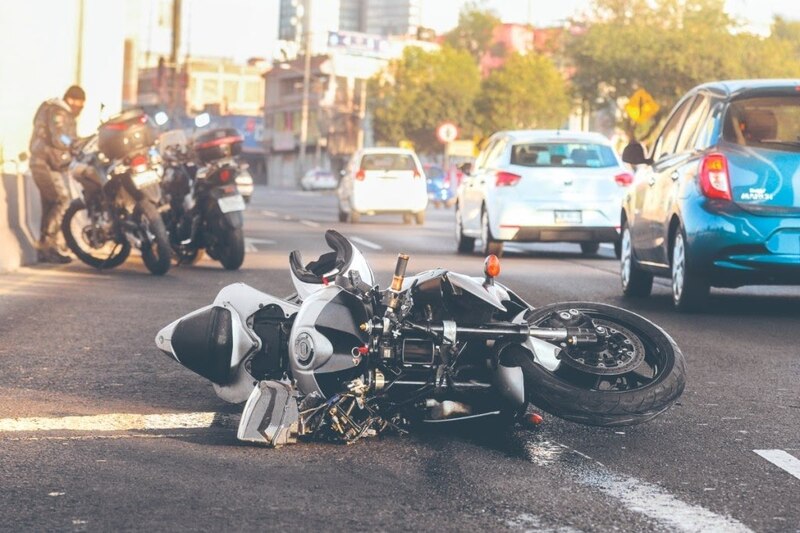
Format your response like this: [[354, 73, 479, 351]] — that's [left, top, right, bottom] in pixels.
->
[[338, 148, 428, 224], [455, 130, 633, 257]]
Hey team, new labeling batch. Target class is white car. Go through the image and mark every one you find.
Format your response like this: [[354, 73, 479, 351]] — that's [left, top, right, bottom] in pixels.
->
[[337, 147, 428, 224], [300, 168, 338, 191], [455, 130, 633, 257]]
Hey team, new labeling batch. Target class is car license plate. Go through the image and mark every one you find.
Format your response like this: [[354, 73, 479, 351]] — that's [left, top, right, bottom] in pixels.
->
[[131, 170, 160, 189], [218, 194, 246, 213], [554, 210, 582, 224]]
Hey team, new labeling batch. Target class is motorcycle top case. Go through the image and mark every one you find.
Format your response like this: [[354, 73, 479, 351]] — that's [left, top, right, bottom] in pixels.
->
[[98, 109, 158, 160], [194, 128, 243, 163]]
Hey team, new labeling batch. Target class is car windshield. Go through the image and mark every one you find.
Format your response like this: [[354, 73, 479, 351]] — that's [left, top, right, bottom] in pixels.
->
[[723, 96, 800, 152], [424, 165, 444, 179], [360, 153, 417, 171], [510, 142, 618, 168]]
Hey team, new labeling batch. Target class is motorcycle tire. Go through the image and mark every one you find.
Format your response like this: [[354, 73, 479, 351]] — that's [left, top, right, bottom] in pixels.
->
[[520, 302, 685, 427], [61, 198, 131, 270], [136, 200, 172, 276], [217, 226, 245, 270]]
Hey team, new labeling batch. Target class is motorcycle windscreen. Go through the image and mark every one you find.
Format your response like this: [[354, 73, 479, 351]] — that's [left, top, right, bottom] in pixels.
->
[[170, 306, 235, 384]]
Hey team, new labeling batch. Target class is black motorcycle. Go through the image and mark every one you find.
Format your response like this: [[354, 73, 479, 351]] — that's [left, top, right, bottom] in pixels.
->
[[62, 110, 171, 275], [160, 128, 246, 270]]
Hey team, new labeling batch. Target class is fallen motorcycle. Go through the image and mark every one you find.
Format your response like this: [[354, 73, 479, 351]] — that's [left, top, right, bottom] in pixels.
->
[[155, 230, 685, 446]]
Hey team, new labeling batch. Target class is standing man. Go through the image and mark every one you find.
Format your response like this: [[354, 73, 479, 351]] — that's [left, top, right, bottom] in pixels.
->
[[28, 85, 86, 263]]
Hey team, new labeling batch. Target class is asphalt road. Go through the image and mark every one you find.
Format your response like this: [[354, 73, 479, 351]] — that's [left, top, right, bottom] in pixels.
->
[[1, 186, 798, 532]]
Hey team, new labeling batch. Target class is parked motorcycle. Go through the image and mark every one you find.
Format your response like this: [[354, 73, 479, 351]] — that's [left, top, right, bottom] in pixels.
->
[[155, 230, 685, 447], [160, 128, 246, 270], [63, 110, 171, 275]]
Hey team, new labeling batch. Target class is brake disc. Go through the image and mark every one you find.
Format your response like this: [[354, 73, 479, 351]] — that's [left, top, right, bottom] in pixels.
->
[[560, 319, 646, 375]]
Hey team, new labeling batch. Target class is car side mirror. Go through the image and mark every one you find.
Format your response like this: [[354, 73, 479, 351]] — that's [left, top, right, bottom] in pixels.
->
[[621, 142, 650, 166], [458, 162, 472, 176]]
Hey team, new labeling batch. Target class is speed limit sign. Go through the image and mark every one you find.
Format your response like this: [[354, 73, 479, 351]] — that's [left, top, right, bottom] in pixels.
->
[[436, 122, 459, 143]]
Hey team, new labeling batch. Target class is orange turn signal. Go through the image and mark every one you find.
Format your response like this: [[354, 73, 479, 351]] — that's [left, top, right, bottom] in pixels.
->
[[484, 254, 501, 278]]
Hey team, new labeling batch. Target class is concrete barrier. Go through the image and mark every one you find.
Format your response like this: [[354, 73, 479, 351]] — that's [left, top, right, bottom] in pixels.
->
[[1, 164, 40, 272]]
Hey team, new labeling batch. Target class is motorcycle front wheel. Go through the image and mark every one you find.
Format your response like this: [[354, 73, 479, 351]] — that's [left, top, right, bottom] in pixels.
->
[[521, 302, 685, 427], [62, 198, 130, 269], [136, 200, 172, 276]]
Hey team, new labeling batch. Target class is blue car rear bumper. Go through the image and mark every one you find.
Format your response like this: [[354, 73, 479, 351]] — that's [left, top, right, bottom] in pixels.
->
[[684, 200, 800, 287]]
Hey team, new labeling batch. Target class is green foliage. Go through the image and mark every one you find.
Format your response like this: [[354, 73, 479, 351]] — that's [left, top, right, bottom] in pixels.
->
[[475, 53, 572, 131], [444, 1, 502, 63], [566, 0, 800, 139], [369, 46, 481, 153]]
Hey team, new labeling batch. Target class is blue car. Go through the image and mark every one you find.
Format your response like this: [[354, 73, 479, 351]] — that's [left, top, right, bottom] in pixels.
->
[[424, 163, 456, 208], [620, 79, 800, 311]]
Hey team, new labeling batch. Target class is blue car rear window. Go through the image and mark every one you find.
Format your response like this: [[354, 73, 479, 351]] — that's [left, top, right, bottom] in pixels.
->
[[510, 142, 617, 168], [722, 96, 800, 152]]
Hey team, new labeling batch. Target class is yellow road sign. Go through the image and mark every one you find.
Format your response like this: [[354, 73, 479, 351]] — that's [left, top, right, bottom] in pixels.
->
[[626, 89, 660, 124]]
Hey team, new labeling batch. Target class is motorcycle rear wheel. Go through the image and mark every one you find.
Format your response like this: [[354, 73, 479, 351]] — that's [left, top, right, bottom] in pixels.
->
[[521, 302, 685, 426], [61, 198, 130, 269], [136, 200, 172, 276], [217, 226, 245, 270]]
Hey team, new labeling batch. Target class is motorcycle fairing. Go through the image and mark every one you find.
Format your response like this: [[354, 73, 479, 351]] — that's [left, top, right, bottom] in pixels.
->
[[289, 285, 369, 398], [155, 283, 300, 403]]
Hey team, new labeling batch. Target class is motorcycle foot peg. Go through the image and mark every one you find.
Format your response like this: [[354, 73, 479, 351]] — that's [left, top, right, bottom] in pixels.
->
[[237, 380, 299, 447]]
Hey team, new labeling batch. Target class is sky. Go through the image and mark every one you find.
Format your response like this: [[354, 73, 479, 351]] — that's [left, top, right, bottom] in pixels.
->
[[167, 0, 800, 62]]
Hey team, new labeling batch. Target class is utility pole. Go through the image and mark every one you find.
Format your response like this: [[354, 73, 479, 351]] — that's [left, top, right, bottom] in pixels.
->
[[356, 80, 367, 150], [297, 0, 312, 184], [171, 0, 183, 119]]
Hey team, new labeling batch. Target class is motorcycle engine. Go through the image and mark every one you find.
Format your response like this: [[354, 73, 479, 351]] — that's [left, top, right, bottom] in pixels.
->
[[288, 285, 371, 399]]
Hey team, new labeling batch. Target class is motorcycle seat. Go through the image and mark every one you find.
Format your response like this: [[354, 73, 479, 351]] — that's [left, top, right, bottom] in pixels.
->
[[289, 229, 354, 284]]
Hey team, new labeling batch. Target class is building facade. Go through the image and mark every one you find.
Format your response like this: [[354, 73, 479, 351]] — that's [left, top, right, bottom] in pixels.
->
[[364, 0, 421, 38]]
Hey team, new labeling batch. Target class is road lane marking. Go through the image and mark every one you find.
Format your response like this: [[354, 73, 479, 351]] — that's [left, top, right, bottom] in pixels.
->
[[350, 236, 382, 250], [299, 219, 321, 228], [577, 466, 752, 532], [754, 449, 800, 480], [522, 438, 752, 533], [0, 412, 238, 433], [244, 237, 276, 253], [261, 210, 278, 217]]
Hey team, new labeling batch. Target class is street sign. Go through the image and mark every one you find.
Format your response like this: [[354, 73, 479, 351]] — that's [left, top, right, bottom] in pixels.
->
[[625, 89, 660, 124], [446, 140, 475, 158], [437, 122, 459, 144]]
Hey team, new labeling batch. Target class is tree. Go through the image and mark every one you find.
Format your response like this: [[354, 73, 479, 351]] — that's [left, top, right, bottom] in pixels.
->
[[474, 53, 572, 132], [369, 46, 481, 153], [444, 1, 502, 64], [566, 0, 800, 140]]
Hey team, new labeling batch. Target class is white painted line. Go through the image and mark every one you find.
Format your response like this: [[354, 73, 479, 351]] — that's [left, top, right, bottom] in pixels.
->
[[754, 449, 800, 481], [600, 243, 614, 249], [0, 412, 238, 433], [577, 467, 752, 532], [299, 219, 321, 228], [350, 236, 382, 250], [244, 237, 276, 253], [521, 437, 752, 533], [261, 210, 278, 217]]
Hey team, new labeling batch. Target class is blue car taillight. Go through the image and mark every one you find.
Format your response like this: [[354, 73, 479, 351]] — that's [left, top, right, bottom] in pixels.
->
[[700, 153, 732, 201]]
